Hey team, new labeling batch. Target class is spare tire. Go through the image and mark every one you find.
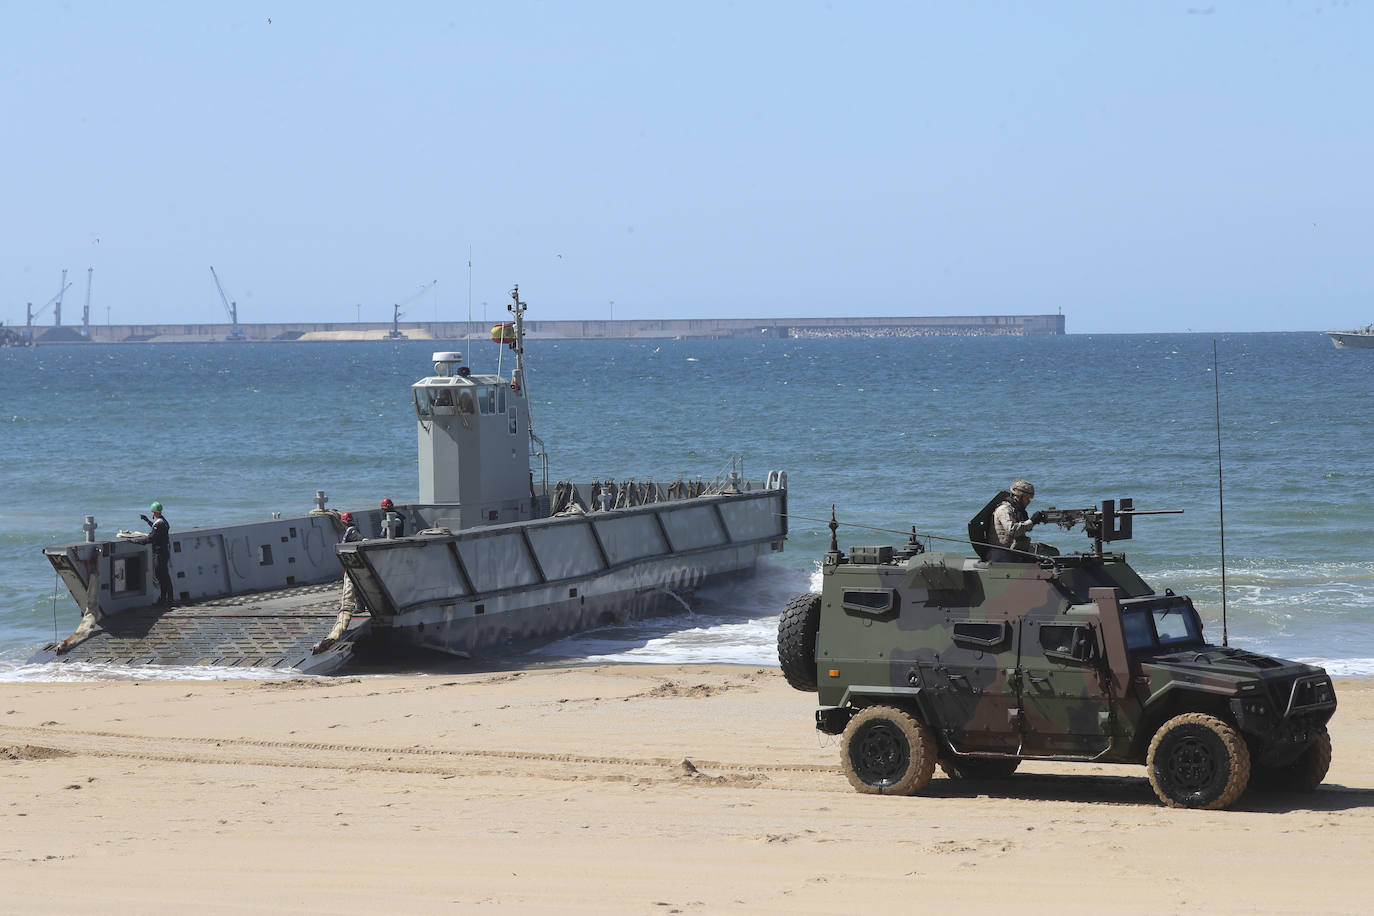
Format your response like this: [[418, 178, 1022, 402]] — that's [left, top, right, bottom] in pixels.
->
[[777, 592, 822, 691]]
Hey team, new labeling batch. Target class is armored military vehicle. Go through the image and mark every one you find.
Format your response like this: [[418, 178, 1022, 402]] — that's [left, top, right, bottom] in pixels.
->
[[778, 497, 1337, 810]]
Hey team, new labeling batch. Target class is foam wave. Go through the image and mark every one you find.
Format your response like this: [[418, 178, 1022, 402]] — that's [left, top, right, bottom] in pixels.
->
[[531, 560, 817, 666], [1300, 658, 1374, 678], [0, 659, 309, 683]]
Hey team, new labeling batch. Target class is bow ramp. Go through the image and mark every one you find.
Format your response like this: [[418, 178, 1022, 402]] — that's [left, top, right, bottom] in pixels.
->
[[31, 583, 368, 675]]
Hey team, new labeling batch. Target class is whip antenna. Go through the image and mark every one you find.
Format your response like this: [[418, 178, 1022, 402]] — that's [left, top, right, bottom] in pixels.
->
[[466, 245, 472, 360], [1214, 339, 1229, 647]]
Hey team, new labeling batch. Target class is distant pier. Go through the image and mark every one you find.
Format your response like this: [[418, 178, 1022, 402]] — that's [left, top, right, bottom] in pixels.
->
[[19, 313, 1065, 344]]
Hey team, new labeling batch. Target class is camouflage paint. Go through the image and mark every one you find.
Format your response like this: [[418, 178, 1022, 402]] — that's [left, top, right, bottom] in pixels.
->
[[811, 545, 1336, 766]]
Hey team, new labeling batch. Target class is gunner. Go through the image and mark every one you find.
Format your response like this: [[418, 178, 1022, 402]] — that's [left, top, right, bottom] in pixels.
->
[[988, 479, 1048, 563]]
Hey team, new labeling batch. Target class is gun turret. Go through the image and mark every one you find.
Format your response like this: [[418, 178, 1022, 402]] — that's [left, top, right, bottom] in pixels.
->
[[1039, 498, 1182, 555]]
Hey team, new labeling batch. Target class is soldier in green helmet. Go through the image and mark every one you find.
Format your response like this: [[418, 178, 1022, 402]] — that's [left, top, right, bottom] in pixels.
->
[[135, 501, 173, 607]]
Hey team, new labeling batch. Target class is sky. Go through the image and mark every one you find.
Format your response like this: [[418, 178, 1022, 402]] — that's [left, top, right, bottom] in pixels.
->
[[2, 1, 1370, 334]]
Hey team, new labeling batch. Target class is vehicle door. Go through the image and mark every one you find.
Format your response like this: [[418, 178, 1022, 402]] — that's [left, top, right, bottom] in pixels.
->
[[919, 618, 1021, 754], [1016, 617, 1113, 756]]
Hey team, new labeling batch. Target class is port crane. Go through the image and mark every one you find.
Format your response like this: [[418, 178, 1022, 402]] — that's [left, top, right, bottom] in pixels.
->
[[81, 267, 93, 337], [26, 272, 73, 338], [210, 266, 246, 340], [390, 280, 438, 339]]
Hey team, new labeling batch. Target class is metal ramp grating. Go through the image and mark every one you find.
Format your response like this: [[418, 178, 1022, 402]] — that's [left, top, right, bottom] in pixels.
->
[[35, 585, 368, 673]]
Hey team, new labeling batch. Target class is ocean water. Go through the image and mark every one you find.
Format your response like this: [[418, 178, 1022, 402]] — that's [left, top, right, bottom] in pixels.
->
[[2, 331, 1371, 679]]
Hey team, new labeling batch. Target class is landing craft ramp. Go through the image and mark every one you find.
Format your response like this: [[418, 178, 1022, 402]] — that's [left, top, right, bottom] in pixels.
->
[[31, 583, 367, 673], [35, 509, 370, 675]]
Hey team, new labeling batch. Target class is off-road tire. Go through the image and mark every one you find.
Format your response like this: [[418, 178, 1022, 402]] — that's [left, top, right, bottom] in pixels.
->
[[1146, 713, 1251, 810], [777, 593, 822, 691], [840, 706, 937, 796], [1250, 724, 1332, 793], [939, 756, 1021, 780]]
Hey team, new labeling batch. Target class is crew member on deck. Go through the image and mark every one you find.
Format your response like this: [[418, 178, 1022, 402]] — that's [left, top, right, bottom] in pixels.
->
[[989, 479, 1048, 563], [339, 512, 364, 612], [380, 497, 405, 537], [136, 501, 174, 606]]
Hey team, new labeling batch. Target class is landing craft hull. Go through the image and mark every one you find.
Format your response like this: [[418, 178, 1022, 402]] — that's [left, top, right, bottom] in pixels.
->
[[345, 489, 787, 658], [34, 485, 787, 673]]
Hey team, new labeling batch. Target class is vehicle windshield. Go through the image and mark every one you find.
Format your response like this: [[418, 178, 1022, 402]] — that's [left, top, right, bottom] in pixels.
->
[[1121, 599, 1204, 652]]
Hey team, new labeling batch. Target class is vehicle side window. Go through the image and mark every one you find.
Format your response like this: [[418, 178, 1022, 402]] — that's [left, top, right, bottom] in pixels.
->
[[841, 589, 897, 618], [1040, 624, 1094, 661], [1122, 610, 1154, 651], [843, 590, 892, 612], [1152, 605, 1202, 647], [952, 621, 1009, 649]]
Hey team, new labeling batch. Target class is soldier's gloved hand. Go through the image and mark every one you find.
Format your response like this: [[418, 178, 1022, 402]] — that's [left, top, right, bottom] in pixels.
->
[[139, 514, 152, 525], [1031, 510, 1047, 525]]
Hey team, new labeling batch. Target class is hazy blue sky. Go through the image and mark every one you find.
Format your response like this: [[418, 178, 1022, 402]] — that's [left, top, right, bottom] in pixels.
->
[[3, 2, 1369, 333]]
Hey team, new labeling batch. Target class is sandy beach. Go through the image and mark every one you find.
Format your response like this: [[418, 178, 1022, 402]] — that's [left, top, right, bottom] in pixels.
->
[[2, 666, 1370, 914]]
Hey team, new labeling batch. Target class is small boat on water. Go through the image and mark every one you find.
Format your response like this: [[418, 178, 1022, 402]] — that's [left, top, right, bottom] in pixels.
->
[[1327, 325, 1374, 349], [34, 286, 789, 674]]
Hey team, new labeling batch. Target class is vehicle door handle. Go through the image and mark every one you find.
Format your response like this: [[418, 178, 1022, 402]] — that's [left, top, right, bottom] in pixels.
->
[[1028, 674, 1049, 685]]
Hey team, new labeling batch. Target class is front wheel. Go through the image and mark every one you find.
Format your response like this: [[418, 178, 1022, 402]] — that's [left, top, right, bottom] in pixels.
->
[[1146, 713, 1251, 810], [1251, 725, 1332, 793], [840, 706, 937, 796]]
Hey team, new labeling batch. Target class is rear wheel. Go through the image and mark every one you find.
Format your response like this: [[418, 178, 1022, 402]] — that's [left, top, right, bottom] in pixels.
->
[[940, 756, 1021, 780], [777, 593, 821, 691], [840, 706, 937, 796], [1251, 725, 1332, 793], [1146, 713, 1251, 810]]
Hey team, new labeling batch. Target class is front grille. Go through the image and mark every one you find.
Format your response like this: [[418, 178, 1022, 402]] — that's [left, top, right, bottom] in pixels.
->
[[1283, 675, 1337, 717]]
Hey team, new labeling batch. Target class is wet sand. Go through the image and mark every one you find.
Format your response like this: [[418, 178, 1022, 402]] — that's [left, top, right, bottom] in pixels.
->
[[2, 667, 1371, 914]]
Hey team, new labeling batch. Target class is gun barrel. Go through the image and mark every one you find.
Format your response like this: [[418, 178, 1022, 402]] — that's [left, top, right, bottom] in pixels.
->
[[1116, 509, 1184, 516]]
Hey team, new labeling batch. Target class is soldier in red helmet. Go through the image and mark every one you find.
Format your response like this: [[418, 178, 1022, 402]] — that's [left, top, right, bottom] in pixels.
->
[[338, 511, 364, 612], [379, 497, 405, 537]]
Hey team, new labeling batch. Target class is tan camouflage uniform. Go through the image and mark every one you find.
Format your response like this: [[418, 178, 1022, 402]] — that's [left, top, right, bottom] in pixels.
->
[[993, 499, 1035, 551]]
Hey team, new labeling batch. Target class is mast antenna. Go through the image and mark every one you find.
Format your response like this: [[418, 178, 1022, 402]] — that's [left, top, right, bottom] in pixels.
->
[[1214, 339, 1229, 647], [466, 245, 472, 364]]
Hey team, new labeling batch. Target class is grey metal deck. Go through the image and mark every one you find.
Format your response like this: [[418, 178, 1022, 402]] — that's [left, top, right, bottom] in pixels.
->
[[32, 583, 367, 673]]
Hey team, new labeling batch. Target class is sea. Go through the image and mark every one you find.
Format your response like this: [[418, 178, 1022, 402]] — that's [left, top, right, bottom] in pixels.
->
[[2, 330, 1372, 681]]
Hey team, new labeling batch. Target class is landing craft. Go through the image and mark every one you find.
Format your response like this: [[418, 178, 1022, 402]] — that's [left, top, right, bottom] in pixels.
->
[[35, 286, 789, 673]]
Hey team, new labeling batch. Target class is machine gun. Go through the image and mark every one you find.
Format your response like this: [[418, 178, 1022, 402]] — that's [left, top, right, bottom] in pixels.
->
[[1037, 498, 1182, 556]]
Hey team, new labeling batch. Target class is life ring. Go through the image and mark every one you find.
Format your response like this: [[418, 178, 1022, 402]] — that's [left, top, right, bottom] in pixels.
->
[[511, 378, 520, 392]]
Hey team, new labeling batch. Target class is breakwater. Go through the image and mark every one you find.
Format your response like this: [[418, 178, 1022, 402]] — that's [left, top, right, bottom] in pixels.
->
[[22, 313, 1065, 344]]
